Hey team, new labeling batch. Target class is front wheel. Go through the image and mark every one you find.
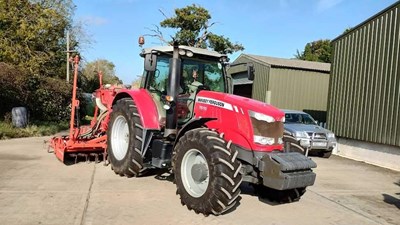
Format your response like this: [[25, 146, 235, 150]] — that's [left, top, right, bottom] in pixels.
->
[[255, 185, 306, 203], [173, 128, 242, 216]]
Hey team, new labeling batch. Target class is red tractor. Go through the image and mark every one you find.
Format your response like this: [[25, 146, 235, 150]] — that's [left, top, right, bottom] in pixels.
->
[[51, 42, 316, 215]]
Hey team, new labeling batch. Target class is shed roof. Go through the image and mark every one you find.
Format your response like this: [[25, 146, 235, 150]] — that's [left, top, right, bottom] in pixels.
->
[[240, 54, 331, 73]]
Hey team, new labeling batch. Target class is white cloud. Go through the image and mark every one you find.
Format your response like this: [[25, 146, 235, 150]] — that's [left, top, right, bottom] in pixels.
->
[[80, 16, 109, 26], [316, 0, 343, 12]]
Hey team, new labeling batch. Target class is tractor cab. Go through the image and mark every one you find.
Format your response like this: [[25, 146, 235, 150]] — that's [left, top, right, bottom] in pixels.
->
[[140, 46, 229, 126]]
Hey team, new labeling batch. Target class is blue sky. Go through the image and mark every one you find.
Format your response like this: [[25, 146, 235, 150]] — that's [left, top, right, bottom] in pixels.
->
[[73, 0, 398, 83]]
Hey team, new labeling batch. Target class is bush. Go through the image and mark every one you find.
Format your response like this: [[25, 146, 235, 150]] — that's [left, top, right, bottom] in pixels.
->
[[0, 62, 89, 122], [0, 63, 25, 117], [24, 74, 72, 121]]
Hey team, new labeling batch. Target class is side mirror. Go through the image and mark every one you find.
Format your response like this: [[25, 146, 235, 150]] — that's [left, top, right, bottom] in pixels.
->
[[144, 53, 157, 72], [247, 63, 255, 81]]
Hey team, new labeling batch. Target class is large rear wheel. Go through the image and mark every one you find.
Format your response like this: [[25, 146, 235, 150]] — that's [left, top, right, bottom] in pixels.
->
[[173, 128, 242, 216], [107, 98, 143, 177]]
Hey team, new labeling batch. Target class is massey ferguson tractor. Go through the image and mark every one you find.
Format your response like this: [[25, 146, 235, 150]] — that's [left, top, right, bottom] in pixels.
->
[[50, 40, 317, 216]]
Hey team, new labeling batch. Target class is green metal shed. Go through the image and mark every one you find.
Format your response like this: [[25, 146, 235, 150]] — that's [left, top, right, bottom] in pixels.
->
[[328, 1, 400, 147], [229, 54, 330, 122]]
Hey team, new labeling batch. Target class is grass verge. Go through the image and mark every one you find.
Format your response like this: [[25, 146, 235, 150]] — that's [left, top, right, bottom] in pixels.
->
[[0, 120, 69, 140]]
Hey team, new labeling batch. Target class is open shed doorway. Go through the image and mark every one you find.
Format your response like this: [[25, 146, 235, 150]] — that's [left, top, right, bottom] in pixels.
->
[[233, 84, 253, 98]]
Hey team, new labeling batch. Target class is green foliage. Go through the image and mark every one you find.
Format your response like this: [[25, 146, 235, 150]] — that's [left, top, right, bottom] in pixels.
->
[[0, 62, 77, 121], [81, 59, 122, 92], [295, 39, 332, 63], [0, 0, 76, 78], [0, 0, 93, 127], [0, 63, 25, 114], [0, 120, 69, 139], [25, 75, 73, 121], [157, 4, 244, 54], [207, 33, 244, 54], [343, 27, 352, 35]]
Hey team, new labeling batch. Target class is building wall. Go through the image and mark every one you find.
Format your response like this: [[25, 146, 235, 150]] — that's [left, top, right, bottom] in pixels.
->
[[229, 55, 330, 122], [228, 56, 270, 102], [328, 2, 400, 147], [268, 68, 329, 111], [335, 138, 400, 172]]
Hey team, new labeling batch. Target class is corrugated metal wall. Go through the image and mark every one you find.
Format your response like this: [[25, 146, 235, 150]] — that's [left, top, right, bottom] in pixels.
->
[[252, 62, 270, 102], [229, 55, 330, 114], [228, 55, 270, 102], [269, 68, 329, 111], [328, 2, 400, 147]]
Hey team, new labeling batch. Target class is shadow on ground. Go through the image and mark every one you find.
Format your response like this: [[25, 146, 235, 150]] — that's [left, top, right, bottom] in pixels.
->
[[154, 173, 296, 208], [240, 182, 281, 206], [382, 180, 400, 210]]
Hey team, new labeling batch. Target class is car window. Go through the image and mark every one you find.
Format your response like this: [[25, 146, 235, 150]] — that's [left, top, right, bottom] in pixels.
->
[[285, 113, 300, 123], [285, 113, 317, 125], [302, 114, 317, 124]]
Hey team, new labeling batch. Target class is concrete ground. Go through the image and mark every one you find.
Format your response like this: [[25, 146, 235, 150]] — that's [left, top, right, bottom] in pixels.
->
[[0, 136, 399, 225]]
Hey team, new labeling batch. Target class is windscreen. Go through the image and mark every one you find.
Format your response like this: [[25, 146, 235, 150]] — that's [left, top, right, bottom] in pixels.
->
[[181, 58, 225, 93]]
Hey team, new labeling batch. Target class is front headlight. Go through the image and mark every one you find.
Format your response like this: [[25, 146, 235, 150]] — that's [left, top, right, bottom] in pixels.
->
[[327, 133, 335, 139], [254, 136, 283, 145], [254, 136, 275, 145], [249, 110, 275, 123], [294, 131, 309, 139]]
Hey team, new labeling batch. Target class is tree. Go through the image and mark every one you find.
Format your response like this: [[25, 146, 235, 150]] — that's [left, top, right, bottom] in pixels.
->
[[342, 27, 352, 35], [0, 0, 77, 78], [81, 59, 122, 92], [148, 4, 244, 54], [0, 0, 83, 121], [295, 39, 332, 63]]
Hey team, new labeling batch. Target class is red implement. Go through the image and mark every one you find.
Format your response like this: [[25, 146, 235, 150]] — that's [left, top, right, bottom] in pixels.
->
[[49, 56, 109, 163]]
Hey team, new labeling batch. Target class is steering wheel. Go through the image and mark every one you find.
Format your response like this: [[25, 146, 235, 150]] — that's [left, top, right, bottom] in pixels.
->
[[149, 86, 164, 96]]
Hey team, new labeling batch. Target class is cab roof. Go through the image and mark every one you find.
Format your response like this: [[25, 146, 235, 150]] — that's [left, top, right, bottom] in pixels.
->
[[141, 45, 226, 59]]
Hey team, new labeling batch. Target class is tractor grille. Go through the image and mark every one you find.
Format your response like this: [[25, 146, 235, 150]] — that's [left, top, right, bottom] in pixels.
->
[[307, 132, 327, 140]]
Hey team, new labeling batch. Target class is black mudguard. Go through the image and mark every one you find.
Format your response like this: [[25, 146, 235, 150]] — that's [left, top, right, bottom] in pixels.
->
[[174, 118, 216, 148]]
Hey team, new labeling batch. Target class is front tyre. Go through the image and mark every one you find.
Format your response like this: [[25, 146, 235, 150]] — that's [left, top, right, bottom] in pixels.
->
[[255, 185, 306, 203], [107, 98, 143, 177], [173, 128, 242, 216]]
